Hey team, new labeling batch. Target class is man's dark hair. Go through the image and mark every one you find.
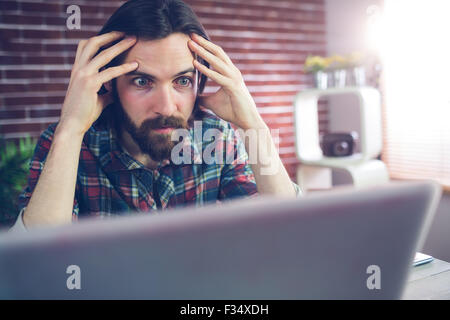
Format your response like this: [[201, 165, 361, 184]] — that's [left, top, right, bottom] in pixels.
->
[[97, 0, 210, 94]]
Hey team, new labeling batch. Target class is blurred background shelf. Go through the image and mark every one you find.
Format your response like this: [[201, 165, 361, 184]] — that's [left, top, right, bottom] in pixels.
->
[[293, 86, 389, 193]]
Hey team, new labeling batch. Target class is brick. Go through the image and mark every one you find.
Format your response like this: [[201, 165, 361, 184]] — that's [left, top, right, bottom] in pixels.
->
[[1, 14, 45, 25], [266, 122, 296, 129], [1, 41, 43, 52], [44, 16, 67, 26], [257, 102, 292, 108], [21, 2, 63, 14], [0, 109, 26, 120], [278, 141, 295, 149], [245, 81, 300, 86], [47, 70, 71, 79], [79, 4, 105, 15], [188, 1, 323, 17], [0, 29, 21, 40], [201, 23, 324, 35], [0, 122, 52, 134], [4, 96, 46, 106], [210, 35, 325, 45], [252, 91, 298, 97], [23, 56, 66, 65], [27, 83, 68, 92], [0, 1, 19, 10], [283, 162, 299, 181], [5, 70, 46, 79], [195, 11, 325, 24], [232, 59, 303, 65], [30, 108, 61, 118], [100, 5, 119, 16], [79, 17, 110, 27], [241, 70, 299, 75], [46, 96, 64, 104], [44, 43, 78, 52], [23, 29, 62, 40], [64, 55, 77, 64], [63, 30, 98, 40], [0, 55, 24, 65], [0, 83, 28, 93]]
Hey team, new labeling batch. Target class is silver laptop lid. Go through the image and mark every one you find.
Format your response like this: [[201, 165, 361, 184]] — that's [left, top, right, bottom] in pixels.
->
[[0, 181, 441, 299]]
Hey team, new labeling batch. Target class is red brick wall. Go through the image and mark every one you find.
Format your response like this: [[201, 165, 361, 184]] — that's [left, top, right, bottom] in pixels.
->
[[0, 0, 327, 180]]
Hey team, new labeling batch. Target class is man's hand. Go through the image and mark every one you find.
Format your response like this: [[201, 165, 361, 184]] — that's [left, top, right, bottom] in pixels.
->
[[22, 32, 140, 228], [188, 33, 266, 131], [57, 31, 139, 136], [188, 33, 296, 197]]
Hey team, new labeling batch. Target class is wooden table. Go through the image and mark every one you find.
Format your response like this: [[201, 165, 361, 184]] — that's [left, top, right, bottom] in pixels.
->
[[403, 258, 450, 299]]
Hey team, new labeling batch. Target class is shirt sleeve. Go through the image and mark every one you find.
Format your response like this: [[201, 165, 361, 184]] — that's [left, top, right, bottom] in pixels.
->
[[10, 124, 80, 232]]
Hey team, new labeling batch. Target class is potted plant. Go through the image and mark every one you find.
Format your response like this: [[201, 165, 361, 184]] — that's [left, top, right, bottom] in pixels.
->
[[347, 52, 366, 86], [304, 55, 331, 89], [0, 135, 36, 229], [327, 55, 350, 88]]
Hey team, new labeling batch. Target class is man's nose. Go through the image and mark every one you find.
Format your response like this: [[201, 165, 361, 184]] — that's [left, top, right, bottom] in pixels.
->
[[152, 86, 177, 117]]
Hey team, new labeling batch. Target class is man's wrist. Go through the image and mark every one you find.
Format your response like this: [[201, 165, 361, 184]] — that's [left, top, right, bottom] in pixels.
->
[[237, 113, 268, 131], [55, 122, 85, 142]]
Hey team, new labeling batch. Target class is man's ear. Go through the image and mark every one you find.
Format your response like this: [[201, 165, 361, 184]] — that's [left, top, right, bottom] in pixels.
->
[[104, 81, 112, 92]]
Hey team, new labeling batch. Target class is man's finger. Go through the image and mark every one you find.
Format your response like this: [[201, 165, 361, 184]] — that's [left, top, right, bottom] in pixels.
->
[[97, 61, 139, 84], [88, 37, 137, 72], [78, 31, 126, 66], [188, 40, 230, 77], [74, 39, 87, 65], [190, 33, 233, 66], [193, 59, 230, 88]]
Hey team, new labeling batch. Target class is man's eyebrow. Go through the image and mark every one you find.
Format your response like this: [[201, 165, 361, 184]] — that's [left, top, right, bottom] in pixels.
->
[[125, 68, 195, 79]]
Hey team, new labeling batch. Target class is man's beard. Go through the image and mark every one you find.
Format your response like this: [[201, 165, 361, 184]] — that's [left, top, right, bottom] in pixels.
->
[[112, 100, 189, 162]]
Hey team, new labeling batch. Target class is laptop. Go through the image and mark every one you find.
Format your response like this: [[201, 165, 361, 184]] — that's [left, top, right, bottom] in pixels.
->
[[0, 181, 441, 299]]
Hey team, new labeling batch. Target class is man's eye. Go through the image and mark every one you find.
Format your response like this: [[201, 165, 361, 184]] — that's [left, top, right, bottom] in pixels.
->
[[132, 77, 150, 87], [176, 77, 192, 87]]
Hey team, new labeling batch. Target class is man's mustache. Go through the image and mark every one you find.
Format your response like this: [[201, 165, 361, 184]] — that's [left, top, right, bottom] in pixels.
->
[[139, 116, 187, 131]]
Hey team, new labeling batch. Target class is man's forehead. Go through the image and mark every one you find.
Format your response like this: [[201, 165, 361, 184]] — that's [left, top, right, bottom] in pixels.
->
[[122, 33, 195, 77]]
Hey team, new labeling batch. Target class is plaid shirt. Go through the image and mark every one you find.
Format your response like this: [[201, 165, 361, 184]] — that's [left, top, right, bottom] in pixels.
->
[[17, 108, 265, 221]]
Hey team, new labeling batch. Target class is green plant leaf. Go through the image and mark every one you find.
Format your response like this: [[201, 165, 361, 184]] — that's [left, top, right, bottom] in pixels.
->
[[0, 133, 37, 228]]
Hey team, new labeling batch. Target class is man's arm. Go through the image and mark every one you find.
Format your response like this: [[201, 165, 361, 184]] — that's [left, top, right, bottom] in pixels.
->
[[19, 32, 139, 229], [217, 120, 300, 201], [21, 128, 83, 228], [188, 34, 297, 197], [241, 122, 297, 197], [10, 124, 80, 231]]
